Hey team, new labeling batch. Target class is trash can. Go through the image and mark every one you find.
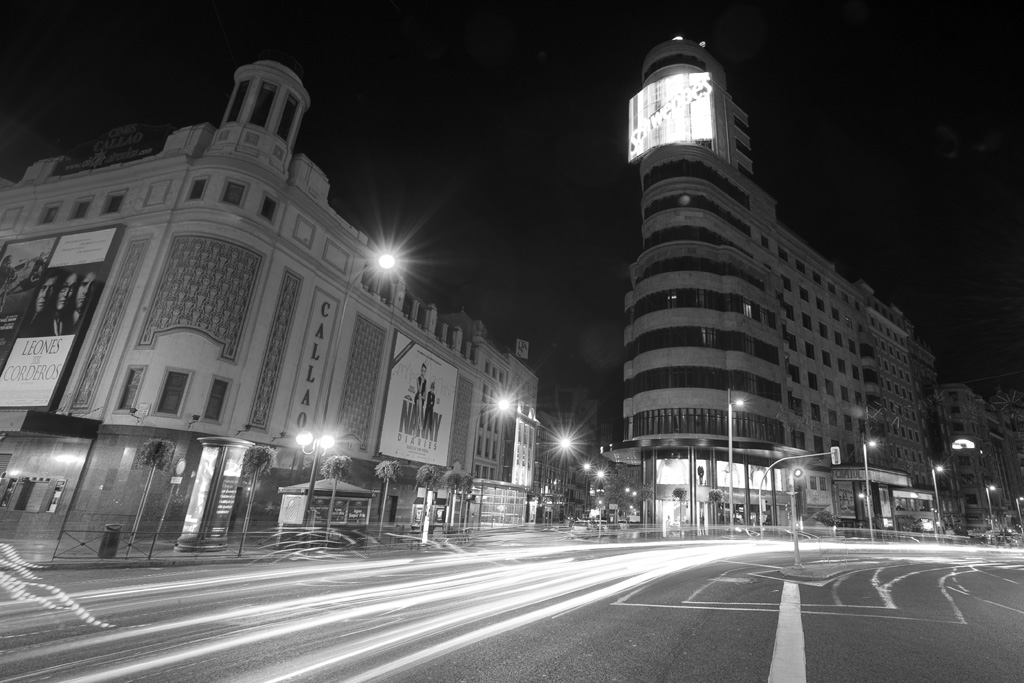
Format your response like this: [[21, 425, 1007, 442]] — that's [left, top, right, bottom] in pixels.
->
[[98, 524, 122, 559]]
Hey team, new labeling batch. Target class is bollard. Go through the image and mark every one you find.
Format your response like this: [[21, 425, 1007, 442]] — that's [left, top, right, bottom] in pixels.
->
[[98, 524, 122, 559]]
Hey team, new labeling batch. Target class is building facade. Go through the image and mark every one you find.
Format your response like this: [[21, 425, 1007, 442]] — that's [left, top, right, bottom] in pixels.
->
[[610, 37, 942, 532], [0, 53, 536, 543]]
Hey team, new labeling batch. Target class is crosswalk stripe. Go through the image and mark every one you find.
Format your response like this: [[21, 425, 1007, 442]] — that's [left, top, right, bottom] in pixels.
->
[[769, 581, 806, 683]]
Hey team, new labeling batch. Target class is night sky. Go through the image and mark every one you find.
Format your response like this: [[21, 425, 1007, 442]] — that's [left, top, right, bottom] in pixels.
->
[[3, 1, 1022, 411]]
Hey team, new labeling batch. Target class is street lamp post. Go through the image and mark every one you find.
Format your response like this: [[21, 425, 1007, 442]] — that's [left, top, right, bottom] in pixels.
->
[[984, 485, 996, 531], [1017, 497, 1024, 535], [931, 465, 944, 543], [727, 390, 744, 527], [862, 440, 877, 543], [297, 432, 335, 526]]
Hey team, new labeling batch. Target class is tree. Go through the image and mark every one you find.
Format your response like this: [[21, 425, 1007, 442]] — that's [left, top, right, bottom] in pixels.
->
[[812, 509, 840, 530], [457, 473, 475, 527], [708, 488, 724, 526], [241, 444, 277, 535], [439, 469, 472, 530], [320, 454, 352, 531], [673, 486, 687, 535], [415, 465, 444, 541], [374, 460, 402, 537], [130, 439, 174, 555]]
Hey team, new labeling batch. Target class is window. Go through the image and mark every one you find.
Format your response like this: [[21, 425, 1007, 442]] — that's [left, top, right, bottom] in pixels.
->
[[819, 322, 828, 339], [805, 342, 814, 360], [828, 283, 836, 295], [816, 297, 825, 312], [812, 272, 822, 285], [799, 287, 809, 302], [842, 292, 849, 304], [838, 358, 846, 373], [795, 260, 806, 274], [808, 372, 818, 390], [855, 391, 862, 405], [811, 404, 821, 421], [782, 275, 792, 291], [828, 409, 837, 426], [71, 199, 91, 219], [187, 178, 208, 200], [848, 339, 856, 353], [226, 79, 251, 123], [249, 82, 278, 127], [834, 331, 843, 346], [761, 235, 769, 249], [844, 414, 853, 430], [825, 379, 835, 396], [852, 366, 860, 380], [831, 307, 840, 321], [813, 435, 824, 451], [819, 476, 827, 491], [809, 476, 818, 490], [222, 181, 245, 206], [822, 351, 831, 367], [40, 205, 59, 224], [156, 371, 191, 415], [778, 247, 789, 262], [260, 195, 278, 221], [802, 313, 812, 330], [101, 193, 124, 214], [787, 364, 800, 383], [277, 94, 299, 139], [117, 367, 146, 411], [840, 385, 849, 401], [203, 379, 229, 421]]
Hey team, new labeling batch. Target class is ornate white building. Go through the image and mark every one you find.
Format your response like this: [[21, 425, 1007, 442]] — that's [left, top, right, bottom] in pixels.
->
[[0, 53, 536, 544]]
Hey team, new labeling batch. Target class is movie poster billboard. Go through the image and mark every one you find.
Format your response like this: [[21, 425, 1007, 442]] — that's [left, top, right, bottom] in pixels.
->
[[379, 332, 458, 466], [0, 226, 122, 408], [835, 481, 857, 519], [628, 72, 714, 162]]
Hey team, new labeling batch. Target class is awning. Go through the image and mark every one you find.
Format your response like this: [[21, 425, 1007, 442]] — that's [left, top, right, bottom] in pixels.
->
[[278, 479, 374, 496]]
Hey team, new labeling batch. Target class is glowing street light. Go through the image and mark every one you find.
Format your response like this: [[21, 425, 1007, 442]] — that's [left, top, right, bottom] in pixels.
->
[[727, 389, 745, 526], [931, 465, 945, 542], [984, 484, 996, 532], [297, 431, 335, 526], [862, 439, 878, 542]]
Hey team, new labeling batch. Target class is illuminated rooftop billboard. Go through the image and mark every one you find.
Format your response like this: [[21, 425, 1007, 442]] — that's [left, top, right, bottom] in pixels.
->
[[628, 72, 713, 162]]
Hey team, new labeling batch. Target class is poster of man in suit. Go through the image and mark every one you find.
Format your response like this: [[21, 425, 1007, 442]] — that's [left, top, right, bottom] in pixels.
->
[[379, 332, 458, 466]]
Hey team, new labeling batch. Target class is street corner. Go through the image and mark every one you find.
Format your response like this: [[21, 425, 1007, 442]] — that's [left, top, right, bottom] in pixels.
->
[[778, 560, 885, 581]]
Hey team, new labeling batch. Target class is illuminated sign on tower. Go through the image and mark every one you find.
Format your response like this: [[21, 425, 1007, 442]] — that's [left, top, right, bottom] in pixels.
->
[[628, 72, 713, 162]]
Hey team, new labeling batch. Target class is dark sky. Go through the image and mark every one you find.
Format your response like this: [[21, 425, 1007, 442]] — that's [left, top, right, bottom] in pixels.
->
[[3, 1, 1023, 407]]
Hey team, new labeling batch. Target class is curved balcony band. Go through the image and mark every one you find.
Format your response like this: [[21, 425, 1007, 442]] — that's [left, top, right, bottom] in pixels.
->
[[627, 326, 779, 364], [625, 365, 782, 403], [627, 288, 776, 328]]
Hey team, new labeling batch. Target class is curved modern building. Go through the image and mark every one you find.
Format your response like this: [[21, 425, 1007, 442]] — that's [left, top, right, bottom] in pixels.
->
[[612, 37, 872, 531]]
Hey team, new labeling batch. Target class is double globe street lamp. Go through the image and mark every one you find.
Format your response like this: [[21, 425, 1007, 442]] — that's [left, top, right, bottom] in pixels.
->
[[297, 431, 335, 526], [726, 389, 745, 527]]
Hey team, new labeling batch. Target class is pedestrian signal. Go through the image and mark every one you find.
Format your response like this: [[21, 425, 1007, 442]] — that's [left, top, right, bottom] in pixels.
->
[[830, 446, 841, 465]]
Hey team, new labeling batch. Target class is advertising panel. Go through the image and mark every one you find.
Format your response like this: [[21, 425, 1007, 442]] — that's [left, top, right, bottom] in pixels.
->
[[0, 226, 122, 408], [628, 72, 713, 161], [835, 481, 857, 518], [52, 124, 174, 176], [379, 332, 458, 466]]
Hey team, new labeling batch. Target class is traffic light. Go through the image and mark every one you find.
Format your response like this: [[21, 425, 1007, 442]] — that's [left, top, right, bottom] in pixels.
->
[[791, 468, 807, 517], [830, 446, 841, 465]]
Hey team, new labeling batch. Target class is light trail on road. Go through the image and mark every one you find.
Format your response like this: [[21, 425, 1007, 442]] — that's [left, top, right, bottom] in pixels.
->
[[3, 543, 767, 683]]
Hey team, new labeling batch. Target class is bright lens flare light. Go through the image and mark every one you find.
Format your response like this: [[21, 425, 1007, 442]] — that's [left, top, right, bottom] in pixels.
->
[[559, 438, 572, 449], [497, 399, 511, 411], [377, 253, 396, 270]]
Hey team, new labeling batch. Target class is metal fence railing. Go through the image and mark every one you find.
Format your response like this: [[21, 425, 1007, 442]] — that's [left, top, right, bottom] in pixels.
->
[[50, 525, 480, 562]]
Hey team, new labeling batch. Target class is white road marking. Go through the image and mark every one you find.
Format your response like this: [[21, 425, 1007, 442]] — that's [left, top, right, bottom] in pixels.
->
[[768, 581, 806, 683]]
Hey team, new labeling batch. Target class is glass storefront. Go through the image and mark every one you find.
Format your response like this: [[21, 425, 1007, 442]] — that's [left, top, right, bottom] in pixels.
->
[[652, 448, 790, 531]]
